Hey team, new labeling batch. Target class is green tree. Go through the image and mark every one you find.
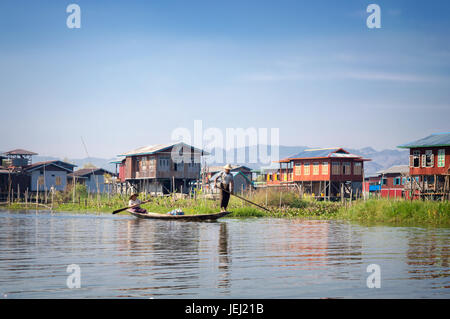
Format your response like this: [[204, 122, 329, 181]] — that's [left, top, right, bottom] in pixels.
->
[[83, 162, 97, 169]]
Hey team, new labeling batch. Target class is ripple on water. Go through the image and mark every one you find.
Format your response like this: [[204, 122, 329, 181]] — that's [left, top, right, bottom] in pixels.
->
[[0, 210, 449, 298]]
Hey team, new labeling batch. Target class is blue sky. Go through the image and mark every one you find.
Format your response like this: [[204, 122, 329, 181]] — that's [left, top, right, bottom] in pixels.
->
[[0, 0, 449, 158]]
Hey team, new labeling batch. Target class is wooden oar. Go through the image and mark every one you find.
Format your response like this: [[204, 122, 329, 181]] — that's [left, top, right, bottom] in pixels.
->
[[220, 187, 272, 212], [112, 199, 152, 215]]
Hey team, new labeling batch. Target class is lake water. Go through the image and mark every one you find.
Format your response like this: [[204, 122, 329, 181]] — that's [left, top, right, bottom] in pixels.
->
[[0, 210, 449, 298]]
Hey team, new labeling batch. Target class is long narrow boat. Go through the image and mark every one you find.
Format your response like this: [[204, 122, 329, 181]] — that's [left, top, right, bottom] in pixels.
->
[[127, 210, 231, 221]]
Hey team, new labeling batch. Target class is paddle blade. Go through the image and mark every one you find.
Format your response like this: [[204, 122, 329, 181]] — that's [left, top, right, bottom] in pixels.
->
[[112, 208, 126, 214]]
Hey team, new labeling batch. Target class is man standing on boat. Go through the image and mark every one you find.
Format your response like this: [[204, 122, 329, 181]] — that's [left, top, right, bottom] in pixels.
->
[[128, 193, 148, 214], [215, 164, 234, 212]]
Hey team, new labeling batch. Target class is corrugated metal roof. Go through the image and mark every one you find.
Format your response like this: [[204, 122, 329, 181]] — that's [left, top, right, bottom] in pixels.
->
[[398, 132, 450, 148], [206, 165, 251, 173], [281, 147, 363, 161], [119, 142, 209, 157], [24, 160, 76, 172], [210, 171, 252, 183], [3, 149, 38, 156], [68, 168, 112, 177], [377, 165, 410, 175], [109, 158, 124, 164]]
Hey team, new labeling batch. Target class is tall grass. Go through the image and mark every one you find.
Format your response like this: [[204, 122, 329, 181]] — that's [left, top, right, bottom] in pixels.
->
[[4, 185, 449, 225], [337, 199, 450, 226]]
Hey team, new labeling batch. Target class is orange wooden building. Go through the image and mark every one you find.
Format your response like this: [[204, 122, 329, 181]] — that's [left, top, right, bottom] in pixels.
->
[[267, 148, 370, 199]]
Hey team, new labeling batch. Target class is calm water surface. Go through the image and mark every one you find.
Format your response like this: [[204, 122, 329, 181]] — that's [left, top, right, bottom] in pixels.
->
[[0, 210, 449, 298]]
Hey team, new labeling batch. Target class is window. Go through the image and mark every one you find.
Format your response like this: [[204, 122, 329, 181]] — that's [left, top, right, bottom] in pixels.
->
[[331, 162, 340, 175], [139, 156, 150, 171], [424, 150, 434, 167], [159, 156, 170, 171], [322, 162, 328, 175], [304, 163, 310, 175], [55, 176, 62, 186], [354, 162, 362, 175], [343, 162, 351, 175], [382, 178, 387, 185], [294, 162, 302, 176], [411, 150, 420, 168], [402, 177, 407, 185], [313, 162, 319, 175], [188, 162, 198, 171], [174, 161, 184, 172], [135, 157, 140, 170], [393, 177, 401, 185], [438, 149, 445, 167]]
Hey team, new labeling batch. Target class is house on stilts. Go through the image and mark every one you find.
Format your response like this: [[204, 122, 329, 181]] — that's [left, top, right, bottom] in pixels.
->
[[268, 147, 371, 200], [116, 142, 209, 195], [398, 132, 450, 200]]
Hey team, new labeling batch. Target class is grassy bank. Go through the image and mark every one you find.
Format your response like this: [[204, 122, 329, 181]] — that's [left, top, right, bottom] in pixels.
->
[[2, 187, 449, 225], [337, 199, 450, 226], [1, 187, 341, 218]]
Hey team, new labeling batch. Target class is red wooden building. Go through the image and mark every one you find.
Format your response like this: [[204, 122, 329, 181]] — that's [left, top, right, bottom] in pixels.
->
[[268, 148, 370, 199], [398, 132, 450, 199], [376, 165, 410, 199]]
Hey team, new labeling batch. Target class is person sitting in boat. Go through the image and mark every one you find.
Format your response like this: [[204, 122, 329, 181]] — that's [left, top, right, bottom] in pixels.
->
[[128, 193, 148, 214], [215, 164, 234, 212]]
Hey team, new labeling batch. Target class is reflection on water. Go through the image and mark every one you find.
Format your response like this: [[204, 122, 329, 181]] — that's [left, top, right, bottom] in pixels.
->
[[406, 230, 449, 283], [0, 210, 448, 298]]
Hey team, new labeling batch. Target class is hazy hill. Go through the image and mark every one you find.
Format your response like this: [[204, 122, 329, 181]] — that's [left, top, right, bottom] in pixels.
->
[[7, 145, 408, 177], [32, 156, 118, 173], [204, 145, 408, 176]]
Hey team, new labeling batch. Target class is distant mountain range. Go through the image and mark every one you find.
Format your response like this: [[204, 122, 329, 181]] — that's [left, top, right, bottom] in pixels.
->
[[344, 147, 409, 176], [5, 145, 409, 177], [202, 145, 409, 176], [30, 156, 119, 173]]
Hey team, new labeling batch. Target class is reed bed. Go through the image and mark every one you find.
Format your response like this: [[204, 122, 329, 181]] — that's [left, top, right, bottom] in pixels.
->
[[3, 185, 449, 225], [337, 199, 450, 226]]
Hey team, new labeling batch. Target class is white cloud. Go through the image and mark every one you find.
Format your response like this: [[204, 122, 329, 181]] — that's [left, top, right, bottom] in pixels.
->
[[341, 71, 441, 83], [238, 69, 446, 83]]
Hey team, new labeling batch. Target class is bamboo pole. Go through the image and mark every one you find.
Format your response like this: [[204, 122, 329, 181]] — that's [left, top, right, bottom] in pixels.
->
[[279, 190, 282, 210], [362, 166, 366, 201], [265, 186, 268, 207], [7, 170, 11, 205], [36, 178, 39, 209], [241, 184, 244, 207]]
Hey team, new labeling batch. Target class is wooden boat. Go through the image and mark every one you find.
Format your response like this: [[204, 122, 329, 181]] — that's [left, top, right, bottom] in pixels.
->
[[127, 210, 231, 221]]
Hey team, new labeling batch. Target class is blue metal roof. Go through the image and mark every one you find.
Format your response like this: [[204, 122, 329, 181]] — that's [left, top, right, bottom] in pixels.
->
[[398, 132, 450, 148], [288, 148, 341, 158], [282, 148, 362, 160]]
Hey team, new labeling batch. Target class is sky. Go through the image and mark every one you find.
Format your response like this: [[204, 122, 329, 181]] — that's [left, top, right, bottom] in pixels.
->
[[0, 0, 449, 159]]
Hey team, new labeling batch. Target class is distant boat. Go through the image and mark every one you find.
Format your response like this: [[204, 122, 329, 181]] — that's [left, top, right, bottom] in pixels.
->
[[127, 210, 231, 221]]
